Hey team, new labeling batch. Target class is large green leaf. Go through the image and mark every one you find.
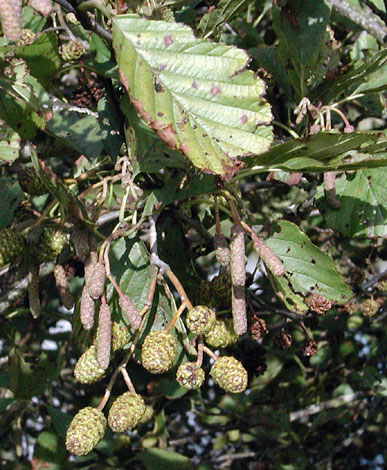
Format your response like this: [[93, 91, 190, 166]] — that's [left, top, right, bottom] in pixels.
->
[[266, 220, 352, 304], [273, 0, 331, 97], [244, 131, 387, 173], [315, 168, 387, 238], [0, 177, 24, 229], [113, 15, 272, 177]]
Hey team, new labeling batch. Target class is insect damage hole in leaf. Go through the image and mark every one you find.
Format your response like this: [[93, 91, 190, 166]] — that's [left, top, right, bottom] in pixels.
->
[[112, 15, 273, 178]]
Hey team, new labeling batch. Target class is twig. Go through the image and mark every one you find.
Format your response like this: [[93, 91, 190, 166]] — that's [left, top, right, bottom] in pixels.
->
[[203, 345, 218, 361], [196, 340, 204, 367], [120, 367, 136, 394], [329, 0, 387, 44], [165, 302, 187, 333]]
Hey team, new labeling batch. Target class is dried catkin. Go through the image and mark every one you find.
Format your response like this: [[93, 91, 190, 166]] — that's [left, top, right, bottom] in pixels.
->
[[29, 0, 53, 17], [72, 227, 90, 262], [97, 302, 111, 370], [230, 225, 246, 287], [28, 263, 41, 318], [84, 251, 97, 286], [87, 262, 106, 300], [80, 287, 95, 330], [214, 233, 230, 266], [253, 239, 285, 276], [54, 264, 74, 310], [119, 295, 141, 329], [232, 285, 247, 335], [0, 0, 22, 42]]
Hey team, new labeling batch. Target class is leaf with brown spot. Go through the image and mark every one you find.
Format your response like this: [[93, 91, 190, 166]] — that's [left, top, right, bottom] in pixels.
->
[[113, 15, 272, 176]]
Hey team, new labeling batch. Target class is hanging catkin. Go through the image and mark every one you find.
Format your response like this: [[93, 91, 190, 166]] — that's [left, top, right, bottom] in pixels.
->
[[54, 264, 74, 310], [0, 0, 22, 42], [230, 224, 246, 287], [96, 302, 111, 370]]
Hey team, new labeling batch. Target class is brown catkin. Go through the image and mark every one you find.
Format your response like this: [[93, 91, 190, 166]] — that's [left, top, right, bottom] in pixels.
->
[[54, 264, 74, 310], [29, 0, 53, 16], [80, 287, 95, 330], [28, 264, 41, 319], [230, 225, 246, 287], [214, 234, 230, 266], [119, 295, 141, 329], [97, 303, 111, 370], [72, 227, 90, 262], [0, 0, 22, 42], [232, 285, 247, 335], [87, 262, 106, 300], [84, 251, 97, 286], [253, 239, 285, 276]]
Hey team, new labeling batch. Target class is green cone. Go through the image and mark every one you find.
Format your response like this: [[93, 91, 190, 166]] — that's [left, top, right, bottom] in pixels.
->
[[204, 319, 238, 349], [186, 306, 216, 335], [108, 392, 145, 432], [74, 345, 106, 384], [176, 361, 205, 390], [66, 407, 106, 456], [18, 167, 46, 196], [141, 331, 177, 374], [35, 228, 67, 263], [210, 356, 248, 393], [0, 229, 24, 266]]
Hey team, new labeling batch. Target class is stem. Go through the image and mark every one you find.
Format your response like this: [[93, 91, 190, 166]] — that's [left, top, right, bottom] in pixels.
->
[[203, 345, 218, 361], [195, 340, 204, 367], [165, 268, 193, 310], [165, 302, 187, 333], [120, 367, 136, 394]]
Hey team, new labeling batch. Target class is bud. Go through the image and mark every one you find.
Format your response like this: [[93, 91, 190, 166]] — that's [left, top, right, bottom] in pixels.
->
[[141, 331, 177, 374], [360, 299, 379, 317], [29, 0, 53, 16], [210, 356, 248, 393], [231, 285, 247, 335], [54, 264, 74, 310], [108, 392, 145, 432], [204, 319, 238, 349], [214, 233, 230, 266], [185, 306, 216, 335], [176, 361, 205, 390], [230, 225, 245, 287], [87, 262, 106, 299], [74, 345, 106, 384], [80, 287, 95, 330], [119, 295, 141, 329], [97, 302, 111, 370], [0, 0, 22, 42], [66, 407, 106, 456]]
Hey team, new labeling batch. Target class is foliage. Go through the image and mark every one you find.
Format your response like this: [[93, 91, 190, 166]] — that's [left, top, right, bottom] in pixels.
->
[[0, 1, 386, 470]]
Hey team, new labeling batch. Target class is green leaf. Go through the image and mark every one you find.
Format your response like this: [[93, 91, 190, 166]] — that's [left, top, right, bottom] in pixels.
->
[[273, 0, 331, 97], [14, 32, 61, 86], [267, 270, 309, 314], [245, 131, 387, 173], [315, 168, 387, 238], [0, 123, 20, 165], [113, 15, 272, 177], [198, 0, 252, 38], [140, 448, 193, 470], [311, 49, 387, 103], [266, 220, 352, 303], [0, 177, 24, 229], [98, 96, 122, 158]]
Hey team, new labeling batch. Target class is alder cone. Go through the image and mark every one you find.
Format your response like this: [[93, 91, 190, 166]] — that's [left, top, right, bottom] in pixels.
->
[[108, 392, 145, 432], [176, 362, 205, 390], [185, 305, 216, 335], [141, 331, 177, 374], [111, 322, 130, 351], [66, 407, 106, 456], [74, 345, 105, 384], [210, 356, 248, 393], [18, 167, 47, 196], [35, 229, 67, 263], [0, 229, 25, 266], [204, 319, 238, 349]]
